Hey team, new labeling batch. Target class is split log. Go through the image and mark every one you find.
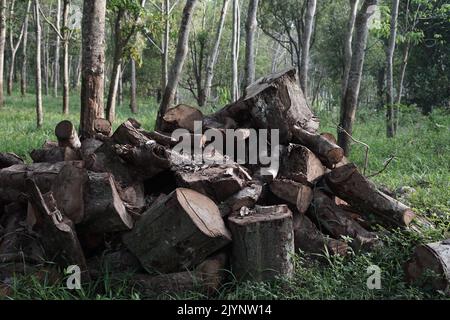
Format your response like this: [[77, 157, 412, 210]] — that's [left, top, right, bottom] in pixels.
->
[[228, 205, 294, 281], [161, 104, 203, 133], [175, 165, 250, 202], [79, 172, 134, 234], [80, 138, 103, 161], [0, 161, 83, 203], [94, 118, 112, 137], [0, 152, 24, 169], [405, 240, 450, 294], [30, 147, 80, 163], [143, 130, 178, 147], [25, 179, 88, 277], [270, 179, 313, 214], [112, 119, 149, 146], [55, 120, 81, 149], [123, 188, 231, 274], [309, 190, 379, 250], [324, 163, 415, 227], [293, 213, 348, 256], [292, 125, 344, 168], [220, 183, 263, 217], [116, 182, 146, 215], [279, 144, 325, 183]]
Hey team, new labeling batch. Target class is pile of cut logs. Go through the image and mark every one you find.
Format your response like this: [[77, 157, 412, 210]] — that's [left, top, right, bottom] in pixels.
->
[[0, 68, 448, 297]]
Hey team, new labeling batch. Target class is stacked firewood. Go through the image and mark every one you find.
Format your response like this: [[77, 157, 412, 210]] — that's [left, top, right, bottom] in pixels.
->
[[0, 68, 448, 297]]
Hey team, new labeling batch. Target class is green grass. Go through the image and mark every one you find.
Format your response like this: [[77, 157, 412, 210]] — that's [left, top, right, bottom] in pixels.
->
[[0, 91, 449, 300]]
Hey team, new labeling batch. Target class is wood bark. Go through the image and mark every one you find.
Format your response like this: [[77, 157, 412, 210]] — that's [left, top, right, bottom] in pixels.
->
[[0, 0, 5, 107], [21, 0, 31, 96], [54, 0, 61, 97], [156, 0, 197, 130], [130, 59, 138, 113], [220, 182, 262, 217], [80, 0, 107, 139], [244, 0, 259, 89], [231, 0, 240, 101], [341, 0, 359, 97], [30, 146, 80, 163], [299, 0, 316, 100], [324, 163, 415, 228], [270, 179, 313, 214], [228, 205, 294, 281], [279, 144, 325, 182], [123, 188, 231, 273], [405, 240, 450, 294], [34, 0, 43, 128], [160, 104, 203, 133], [338, 0, 378, 155], [55, 120, 82, 149]]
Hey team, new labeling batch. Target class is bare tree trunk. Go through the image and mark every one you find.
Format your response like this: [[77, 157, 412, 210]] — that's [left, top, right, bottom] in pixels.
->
[[34, 0, 43, 128], [8, 0, 26, 96], [299, 0, 316, 100], [338, 0, 378, 156], [394, 42, 410, 133], [161, 0, 169, 94], [130, 59, 138, 113], [44, 21, 49, 95], [0, 0, 6, 107], [80, 0, 106, 139], [21, 0, 31, 97], [75, 46, 82, 89], [118, 64, 123, 106], [203, 0, 229, 105], [341, 0, 359, 97], [156, 0, 197, 130], [54, 0, 61, 97], [244, 0, 258, 89], [231, 0, 240, 101], [62, 0, 70, 114], [385, 0, 399, 138]]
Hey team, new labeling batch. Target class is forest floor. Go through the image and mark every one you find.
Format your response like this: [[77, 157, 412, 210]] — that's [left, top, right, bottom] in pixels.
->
[[1, 92, 449, 300]]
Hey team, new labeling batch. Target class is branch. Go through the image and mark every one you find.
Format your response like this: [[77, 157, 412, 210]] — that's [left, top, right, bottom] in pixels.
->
[[144, 31, 164, 53], [366, 155, 396, 178], [38, 6, 64, 40], [335, 123, 370, 175]]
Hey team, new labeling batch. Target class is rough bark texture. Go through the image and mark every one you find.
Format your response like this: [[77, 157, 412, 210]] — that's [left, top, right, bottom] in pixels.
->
[[338, 0, 378, 155], [156, 0, 197, 130], [324, 163, 415, 227], [228, 205, 294, 281], [299, 0, 316, 100], [30, 146, 80, 163], [244, 0, 259, 88], [80, 0, 106, 139], [270, 179, 313, 214], [123, 188, 231, 274]]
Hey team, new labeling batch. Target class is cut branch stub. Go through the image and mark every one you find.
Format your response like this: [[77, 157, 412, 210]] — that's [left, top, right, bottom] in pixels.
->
[[55, 120, 81, 149], [324, 163, 415, 228], [123, 188, 231, 274]]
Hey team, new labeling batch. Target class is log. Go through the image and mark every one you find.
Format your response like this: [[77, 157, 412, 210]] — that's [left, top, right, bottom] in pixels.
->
[[324, 163, 415, 227], [123, 188, 231, 274], [175, 165, 249, 202], [292, 125, 344, 168], [79, 172, 134, 234], [161, 104, 203, 133], [220, 183, 263, 217], [405, 240, 450, 294], [30, 147, 80, 163], [55, 120, 81, 149], [25, 179, 88, 278], [0, 152, 24, 169], [209, 68, 319, 143], [88, 248, 143, 276], [309, 190, 379, 250], [279, 144, 325, 183], [293, 213, 348, 256], [270, 179, 313, 214], [228, 205, 294, 281], [94, 118, 112, 137], [112, 119, 149, 146], [80, 138, 103, 161]]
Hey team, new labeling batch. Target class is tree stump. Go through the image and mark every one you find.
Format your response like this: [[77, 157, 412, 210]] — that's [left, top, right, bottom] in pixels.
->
[[123, 188, 231, 274], [228, 205, 294, 281]]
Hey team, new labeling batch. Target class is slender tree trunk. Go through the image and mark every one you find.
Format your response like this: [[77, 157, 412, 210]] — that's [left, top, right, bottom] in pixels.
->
[[394, 42, 410, 133], [231, 0, 240, 101], [156, 0, 197, 130], [44, 22, 49, 95], [244, 0, 259, 89], [161, 0, 169, 94], [341, 0, 359, 97], [0, 0, 6, 107], [21, 1, 31, 97], [54, 0, 61, 97], [62, 0, 70, 114], [338, 0, 378, 156], [75, 46, 82, 89], [299, 0, 316, 100], [203, 0, 229, 105], [118, 64, 123, 106], [130, 59, 138, 113], [80, 0, 106, 139], [385, 0, 399, 138], [34, 0, 43, 128], [8, 0, 26, 96]]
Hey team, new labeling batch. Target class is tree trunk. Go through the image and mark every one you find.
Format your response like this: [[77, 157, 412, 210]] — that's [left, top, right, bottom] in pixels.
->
[[161, 0, 169, 94], [62, 0, 70, 115], [0, 0, 6, 107], [20, 1, 31, 97], [243, 0, 259, 89], [54, 0, 61, 97], [228, 205, 294, 281], [338, 0, 378, 156], [43, 21, 49, 95], [394, 42, 410, 133], [203, 0, 229, 105], [385, 0, 399, 138], [7, 0, 26, 96], [231, 0, 240, 101], [34, 0, 43, 128], [299, 0, 316, 100], [80, 0, 106, 139], [130, 59, 138, 113], [341, 0, 359, 97], [156, 0, 197, 130]]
